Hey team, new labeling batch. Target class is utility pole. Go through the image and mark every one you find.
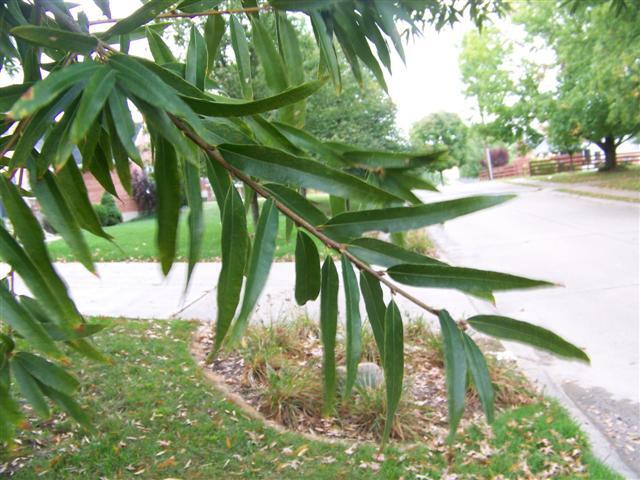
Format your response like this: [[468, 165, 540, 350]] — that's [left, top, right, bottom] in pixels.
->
[[485, 147, 494, 180]]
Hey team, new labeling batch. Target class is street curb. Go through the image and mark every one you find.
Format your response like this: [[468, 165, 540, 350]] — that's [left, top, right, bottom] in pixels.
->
[[426, 223, 637, 479]]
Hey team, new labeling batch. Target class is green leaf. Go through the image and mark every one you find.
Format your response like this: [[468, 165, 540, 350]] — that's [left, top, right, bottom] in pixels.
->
[[342, 148, 447, 169], [229, 16, 253, 100], [244, 115, 303, 154], [11, 26, 98, 54], [276, 12, 306, 125], [321, 195, 515, 240], [204, 154, 231, 219], [320, 256, 339, 416], [229, 199, 279, 345], [262, 183, 328, 226], [359, 270, 386, 363], [182, 80, 325, 118], [294, 230, 321, 305], [12, 360, 50, 418], [382, 300, 404, 446], [467, 315, 590, 362], [0, 284, 62, 359], [69, 68, 117, 146], [154, 138, 181, 275], [102, 0, 175, 39], [107, 115, 133, 195], [9, 61, 99, 120], [38, 383, 93, 432], [177, 0, 224, 13], [272, 121, 345, 167], [31, 171, 95, 273], [0, 383, 21, 441], [310, 11, 340, 90], [145, 27, 175, 64], [461, 332, 494, 423], [133, 98, 193, 159], [186, 25, 207, 90], [14, 352, 79, 396], [204, 14, 225, 73], [183, 148, 204, 284], [341, 254, 361, 399], [214, 187, 248, 353], [86, 142, 118, 197], [387, 264, 553, 301], [251, 16, 288, 94], [0, 220, 81, 334], [0, 83, 31, 112], [218, 144, 401, 204], [438, 309, 467, 442], [106, 88, 142, 165], [348, 237, 444, 268], [56, 159, 112, 239], [93, 0, 111, 18]]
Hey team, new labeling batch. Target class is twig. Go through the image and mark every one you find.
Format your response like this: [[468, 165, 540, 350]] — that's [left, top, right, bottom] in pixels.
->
[[171, 116, 441, 318], [88, 6, 269, 26]]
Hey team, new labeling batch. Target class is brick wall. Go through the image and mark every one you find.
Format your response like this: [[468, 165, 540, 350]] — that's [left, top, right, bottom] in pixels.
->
[[83, 168, 139, 214]]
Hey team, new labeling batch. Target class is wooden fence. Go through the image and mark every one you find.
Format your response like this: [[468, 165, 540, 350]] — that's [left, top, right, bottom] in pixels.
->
[[480, 151, 640, 179]]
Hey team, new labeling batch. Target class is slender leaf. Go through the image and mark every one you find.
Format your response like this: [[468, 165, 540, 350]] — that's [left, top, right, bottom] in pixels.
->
[[145, 27, 176, 64], [229, 16, 252, 99], [69, 68, 117, 146], [382, 300, 403, 446], [214, 187, 248, 353], [11, 26, 98, 54], [320, 256, 339, 416], [294, 230, 321, 305], [9, 61, 98, 119], [438, 309, 467, 442], [107, 87, 142, 164], [204, 14, 225, 73], [310, 11, 340, 90], [387, 264, 553, 301], [0, 383, 21, 441], [154, 138, 181, 275], [467, 315, 590, 362], [204, 154, 231, 219], [12, 360, 49, 418], [186, 25, 207, 90], [14, 352, 79, 396], [229, 199, 279, 345], [348, 237, 444, 268], [218, 144, 401, 204], [341, 254, 362, 400], [461, 332, 494, 423], [321, 195, 515, 240], [38, 383, 93, 431], [276, 12, 305, 125], [251, 17, 288, 94], [183, 80, 325, 118], [359, 270, 386, 362], [183, 148, 204, 283], [262, 183, 328, 226], [342, 149, 447, 169], [272, 120, 345, 167]]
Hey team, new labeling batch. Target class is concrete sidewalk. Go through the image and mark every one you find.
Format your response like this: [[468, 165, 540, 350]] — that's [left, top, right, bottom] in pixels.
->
[[511, 177, 640, 201]]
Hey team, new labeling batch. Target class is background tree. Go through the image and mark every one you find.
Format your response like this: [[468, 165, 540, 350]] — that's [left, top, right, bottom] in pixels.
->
[[0, 0, 588, 452], [410, 112, 470, 171]]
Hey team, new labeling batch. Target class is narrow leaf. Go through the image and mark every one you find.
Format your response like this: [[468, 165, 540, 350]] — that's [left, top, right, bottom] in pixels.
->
[[107, 87, 142, 164], [154, 138, 181, 275], [229, 16, 252, 99], [341, 254, 361, 399], [14, 352, 79, 396], [183, 149, 204, 284], [462, 332, 495, 423], [320, 256, 339, 416], [102, 0, 175, 39], [438, 309, 467, 442], [11, 26, 98, 54], [262, 183, 328, 226], [229, 199, 279, 345], [359, 270, 385, 363], [69, 68, 117, 145], [38, 384, 93, 431], [214, 187, 248, 353], [348, 237, 444, 269], [294, 230, 321, 305], [322, 195, 515, 240], [145, 27, 176, 64], [12, 360, 50, 418], [185, 25, 207, 90], [467, 315, 590, 362], [382, 300, 404, 446], [204, 14, 225, 73]]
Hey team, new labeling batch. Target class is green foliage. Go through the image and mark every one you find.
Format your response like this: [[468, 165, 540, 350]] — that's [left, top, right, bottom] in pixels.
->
[[93, 194, 123, 227], [410, 112, 469, 170], [0, 0, 588, 454]]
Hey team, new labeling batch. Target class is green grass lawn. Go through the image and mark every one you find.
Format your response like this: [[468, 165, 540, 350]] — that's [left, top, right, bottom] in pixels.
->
[[1, 319, 620, 479], [537, 164, 640, 191], [47, 195, 332, 262]]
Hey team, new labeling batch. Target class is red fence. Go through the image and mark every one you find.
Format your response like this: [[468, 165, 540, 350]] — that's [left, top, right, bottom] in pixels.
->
[[480, 151, 640, 180]]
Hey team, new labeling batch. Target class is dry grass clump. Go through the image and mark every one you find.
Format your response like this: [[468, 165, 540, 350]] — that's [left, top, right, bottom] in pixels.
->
[[213, 315, 535, 442]]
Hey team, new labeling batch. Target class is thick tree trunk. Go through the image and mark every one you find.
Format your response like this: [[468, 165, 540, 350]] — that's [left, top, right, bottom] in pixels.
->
[[601, 136, 617, 170]]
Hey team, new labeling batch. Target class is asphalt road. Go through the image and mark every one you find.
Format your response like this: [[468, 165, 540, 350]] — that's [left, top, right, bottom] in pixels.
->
[[424, 180, 639, 476]]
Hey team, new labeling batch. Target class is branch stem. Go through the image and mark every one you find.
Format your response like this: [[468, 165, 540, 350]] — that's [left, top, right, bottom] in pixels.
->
[[172, 116, 441, 318]]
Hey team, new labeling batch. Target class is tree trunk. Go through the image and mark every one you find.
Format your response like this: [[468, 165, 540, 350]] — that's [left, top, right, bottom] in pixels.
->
[[601, 136, 617, 170]]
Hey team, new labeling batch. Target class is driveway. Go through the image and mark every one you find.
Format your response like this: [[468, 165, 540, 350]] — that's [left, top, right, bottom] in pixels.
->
[[423, 180, 639, 476]]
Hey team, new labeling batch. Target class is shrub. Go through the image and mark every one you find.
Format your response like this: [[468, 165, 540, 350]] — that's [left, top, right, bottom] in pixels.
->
[[482, 147, 509, 168], [93, 193, 122, 226], [132, 169, 156, 215]]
